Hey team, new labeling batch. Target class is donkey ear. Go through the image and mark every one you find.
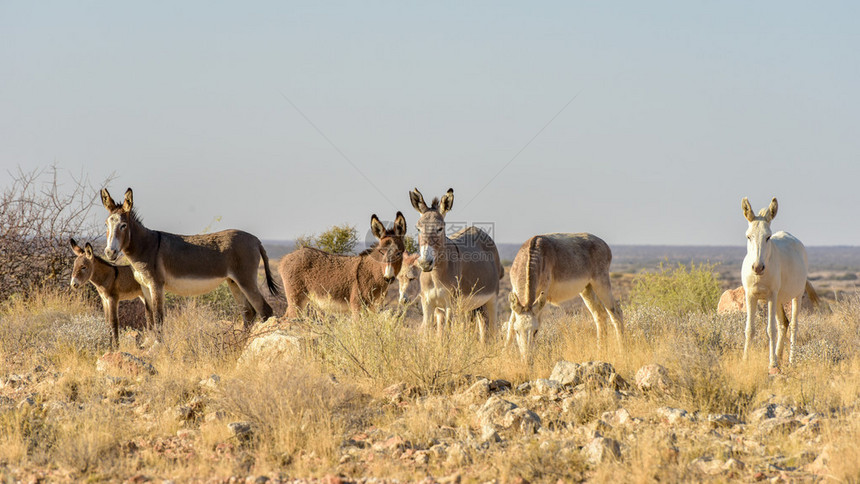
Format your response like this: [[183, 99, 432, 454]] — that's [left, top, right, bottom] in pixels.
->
[[741, 197, 755, 222], [370, 214, 386, 239], [393, 211, 407, 237], [84, 243, 95, 259], [69, 238, 84, 255], [535, 291, 547, 311], [101, 188, 117, 211], [409, 188, 428, 214], [765, 197, 778, 222], [121, 188, 134, 213], [439, 188, 454, 216]]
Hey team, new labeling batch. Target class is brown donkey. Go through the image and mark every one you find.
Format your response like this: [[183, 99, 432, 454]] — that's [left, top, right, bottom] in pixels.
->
[[409, 188, 503, 342], [69, 238, 149, 346], [506, 233, 624, 360], [279, 212, 407, 318], [100, 188, 278, 329]]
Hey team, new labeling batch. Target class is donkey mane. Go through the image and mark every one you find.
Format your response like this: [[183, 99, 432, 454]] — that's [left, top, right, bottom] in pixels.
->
[[430, 197, 440, 210], [524, 236, 541, 306], [359, 243, 378, 256]]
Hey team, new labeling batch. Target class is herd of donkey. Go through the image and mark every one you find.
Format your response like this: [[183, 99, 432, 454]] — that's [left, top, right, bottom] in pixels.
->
[[67, 187, 820, 374]]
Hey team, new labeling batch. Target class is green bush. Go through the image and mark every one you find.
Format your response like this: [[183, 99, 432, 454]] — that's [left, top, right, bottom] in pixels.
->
[[295, 224, 358, 255], [403, 234, 418, 254], [628, 261, 722, 316]]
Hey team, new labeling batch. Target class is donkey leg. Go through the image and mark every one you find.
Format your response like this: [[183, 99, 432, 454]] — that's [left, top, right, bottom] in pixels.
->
[[789, 298, 800, 365], [766, 298, 779, 370], [775, 304, 789, 363], [743, 292, 756, 362], [483, 297, 497, 341], [504, 311, 516, 348], [474, 308, 486, 343], [580, 285, 608, 349], [590, 278, 625, 349], [227, 280, 256, 327], [234, 277, 274, 322], [107, 298, 120, 348]]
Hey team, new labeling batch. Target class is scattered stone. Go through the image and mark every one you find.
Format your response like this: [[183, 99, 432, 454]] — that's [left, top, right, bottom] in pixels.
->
[[635, 364, 672, 392], [723, 458, 746, 472], [602, 408, 634, 426], [0, 374, 28, 389], [656, 407, 690, 425], [584, 436, 622, 464], [531, 378, 562, 396], [96, 352, 157, 377], [692, 456, 724, 475], [237, 328, 303, 367], [488, 379, 512, 393], [480, 423, 501, 443], [708, 414, 743, 428], [198, 374, 221, 390], [502, 407, 542, 434], [463, 379, 491, 400], [749, 403, 796, 423], [516, 382, 532, 394], [228, 422, 254, 443], [550, 361, 583, 386], [476, 396, 518, 428]]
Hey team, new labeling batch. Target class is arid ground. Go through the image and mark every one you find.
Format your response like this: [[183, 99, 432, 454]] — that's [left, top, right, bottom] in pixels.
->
[[2, 249, 859, 483]]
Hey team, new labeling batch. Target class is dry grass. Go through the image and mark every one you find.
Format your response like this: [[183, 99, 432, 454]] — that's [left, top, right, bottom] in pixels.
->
[[1, 284, 860, 482]]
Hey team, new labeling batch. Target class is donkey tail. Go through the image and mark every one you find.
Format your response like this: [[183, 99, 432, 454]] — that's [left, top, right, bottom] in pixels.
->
[[259, 243, 280, 296], [805, 280, 820, 309]]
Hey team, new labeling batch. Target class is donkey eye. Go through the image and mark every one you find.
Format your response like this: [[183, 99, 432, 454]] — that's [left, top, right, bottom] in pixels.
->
[[766, 236, 771, 241], [436, 227, 443, 233]]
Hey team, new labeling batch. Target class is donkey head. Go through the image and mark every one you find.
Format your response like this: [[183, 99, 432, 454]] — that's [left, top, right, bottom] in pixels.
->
[[69, 238, 96, 289], [742, 197, 778, 276], [369, 212, 407, 283], [409, 187, 454, 272], [396, 252, 421, 304], [101, 188, 134, 262], [508, 291, 547, 359]]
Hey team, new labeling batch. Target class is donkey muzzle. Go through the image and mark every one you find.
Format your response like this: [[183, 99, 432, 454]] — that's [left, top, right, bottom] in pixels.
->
[[752, 263, 766, 275], [104, 248, 119, 262]]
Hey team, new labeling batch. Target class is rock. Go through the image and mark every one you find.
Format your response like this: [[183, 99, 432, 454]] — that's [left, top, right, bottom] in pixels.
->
[[635, 364, 672, 392], [480, 423, 501, 443], [583, 436, 621, 464], [723, 458, 745, 472], [806, 446, 832, 475], [502, 407, 542, 434], [692, 456, 724, 475], [749, 403, 796, 423], [717, 287, 746, 313], [198, 374, 221, 390], [531, 379, 562, 396], [549, 361, 582, 386], [488, 379, 512, 393], [444, 443, 470, 467], [656, 407, 690, 424], [550, 360, 625, 391], [601, 408, 634, 426], [463, 379, 491, 400], [96, 352, 157, 377], [759, 418, 802, 436], [708, 414, 743, 428], [0, 374, 28, 389], [237, 328, 303, 367], [476, 396, 518, 428], [228, 422, 254, 443]]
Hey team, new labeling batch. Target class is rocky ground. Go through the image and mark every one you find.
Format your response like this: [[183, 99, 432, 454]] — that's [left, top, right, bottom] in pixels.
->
[[2, 322, 854, 483]]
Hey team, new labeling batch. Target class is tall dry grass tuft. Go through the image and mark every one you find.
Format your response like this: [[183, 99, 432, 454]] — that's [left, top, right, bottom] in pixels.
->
[[310, 305, 498, 393], [218, 361, 363, 474]]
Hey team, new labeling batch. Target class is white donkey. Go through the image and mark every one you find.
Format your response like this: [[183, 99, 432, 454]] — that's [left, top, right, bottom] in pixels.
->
[[741, 197, 816, 373]]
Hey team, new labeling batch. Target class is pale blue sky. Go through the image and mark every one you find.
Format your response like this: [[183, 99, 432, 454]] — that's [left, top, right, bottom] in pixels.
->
[[2, 2, 858, 245]]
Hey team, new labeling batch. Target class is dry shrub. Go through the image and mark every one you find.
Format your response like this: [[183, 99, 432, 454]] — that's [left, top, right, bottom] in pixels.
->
[[311, 306, 495, 392], [496, 439, 587, 483], [0, 287, 104, 368], [0, 165, 112, 301], [218, 361, 362, 473], [157, 299, 247, 369]]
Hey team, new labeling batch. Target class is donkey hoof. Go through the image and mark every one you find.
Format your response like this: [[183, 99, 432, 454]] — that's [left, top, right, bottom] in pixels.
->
[[768, 366, 781, 375]]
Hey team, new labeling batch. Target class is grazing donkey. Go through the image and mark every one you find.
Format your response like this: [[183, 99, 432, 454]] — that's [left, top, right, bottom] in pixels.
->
[[741, 197, 817, 373], [279, 212, 407, 318], [69, 238, 149, 346], [505, 233, 624, 360], [409, 188, 503, 342], [396, 252, 420, 305], [100, 188, 278, 330]]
